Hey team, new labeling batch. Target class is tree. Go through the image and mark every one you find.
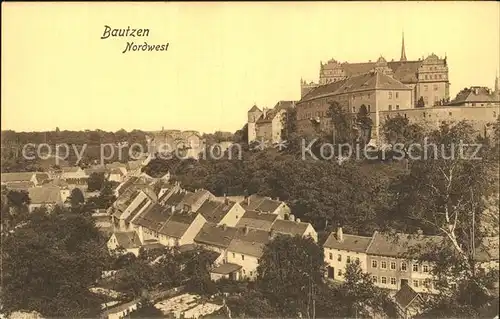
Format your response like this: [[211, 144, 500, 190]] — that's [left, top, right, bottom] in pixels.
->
[[68, 188, 85, 208], [337, 260, 397, 318], [388, 120, 499, 305], [355, 104, 373, 145], [2, 207, 108, 317], [382, 114, 425, 161], [416, 96, 425, 108], [257, 235, 324, 317], [326, 101, 354, 151], [87, 172, 105, 192]]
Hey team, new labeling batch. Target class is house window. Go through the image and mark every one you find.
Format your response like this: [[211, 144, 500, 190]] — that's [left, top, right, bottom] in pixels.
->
[[388, 92, 393, 99], [338, 269, 342, 276], [424, 96, 429, 104], [396, 105, 400, 110], [423, 265, 429, 273], [401, 262, 407, 271], [232, 253, 235, 258], [338, 254, 342, 262], [329, 253, 333, 260], [395, 92, 399, 99], [424, 279, 432, 288], [368, 93, 371, 99], [388, 105, 392, 111], [372, 260, 378, 268], [390, 261, 396, 270], [347, 256, 351, 264], [424, 85, 428, 91], [471, 103, 476, 107], [356, 257, 360, 263], [352, 106, 356, 113], [433, 85, 438, 91], [381, 277, 387, 284], [368, 105, 371, 112], [412, 264, 419, 272], [241, 255, 245, 260], [449, 112, 452, 116], [372, 276, 378, 283], [413, 280, 419, 287], [493, 111, 496, 118], [390, 277, 396, 285], [250, 271, 253, 277], [381, 261, 387, 269]]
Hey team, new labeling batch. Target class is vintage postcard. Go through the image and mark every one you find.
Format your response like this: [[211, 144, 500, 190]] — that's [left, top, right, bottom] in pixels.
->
[[1, 2, 499, 318]]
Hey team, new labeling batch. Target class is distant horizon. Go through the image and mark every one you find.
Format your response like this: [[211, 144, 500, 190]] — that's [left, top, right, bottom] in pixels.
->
[[2, 2, 499, 133]]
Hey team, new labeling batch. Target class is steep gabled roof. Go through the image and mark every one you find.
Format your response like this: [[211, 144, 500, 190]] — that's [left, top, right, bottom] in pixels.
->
[[394, 283, 422, 310], [271, 219, 310, 237], [227, 228, 271, 257], [235, 210, 279, 231], [366, 231, 443, 258], [197, 199, 237, 224], [194, 223, 238, 248], [248, 105, 261, 112], [112, 231, 141, 249], [323, 232, 373, 253]]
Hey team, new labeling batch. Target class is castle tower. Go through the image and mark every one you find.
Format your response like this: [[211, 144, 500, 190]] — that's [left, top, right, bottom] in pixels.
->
[[247, 104, 262, 143], [400, 32, 407, 62]]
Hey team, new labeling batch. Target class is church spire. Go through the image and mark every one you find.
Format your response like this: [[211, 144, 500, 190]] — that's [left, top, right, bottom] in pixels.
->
[[400, 32, 407, 62]]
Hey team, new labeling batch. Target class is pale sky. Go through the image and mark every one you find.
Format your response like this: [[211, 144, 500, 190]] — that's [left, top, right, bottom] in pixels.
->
[[2, 2, 499, 134]]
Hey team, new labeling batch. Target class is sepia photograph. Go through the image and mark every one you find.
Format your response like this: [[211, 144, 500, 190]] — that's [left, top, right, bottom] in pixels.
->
[[1, 2, 499, 318]]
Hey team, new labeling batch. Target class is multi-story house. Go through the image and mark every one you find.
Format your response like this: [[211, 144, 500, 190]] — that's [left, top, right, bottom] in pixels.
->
[[247, 100, 296, 144], [323, 227, 372, 280], [194, 223, 239, 265], [226, 226, 272, 280], [365, 231, 442, 293]]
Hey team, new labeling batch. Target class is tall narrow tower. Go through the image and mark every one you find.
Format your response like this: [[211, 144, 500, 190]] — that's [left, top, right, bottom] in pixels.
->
[[400, 32, 407, 62]]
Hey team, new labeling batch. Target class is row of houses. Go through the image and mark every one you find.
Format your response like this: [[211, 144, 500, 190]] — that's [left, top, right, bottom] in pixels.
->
[[107, 177, 317, 281], [323, 227, 499, 294], [1, 157, 159, 212], [105, 176, 499, 294]]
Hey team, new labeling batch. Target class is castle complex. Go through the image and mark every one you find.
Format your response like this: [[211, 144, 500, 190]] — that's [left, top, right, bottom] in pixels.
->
[[248, 34, 500, 145]]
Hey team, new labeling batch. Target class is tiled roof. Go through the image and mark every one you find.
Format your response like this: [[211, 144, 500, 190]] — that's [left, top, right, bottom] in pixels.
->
[[1, 172, 35, 183], [323, 232, 373, 253], [115, 176, 140, 197], [113, 231, 141, 249], [241, 195, 283, 213], [235, 210, 279, 231], [300, 71, 411, 103], [125, 197, 152, 223], [181, 189, 211, 207], [210, 263, 242, 275], [366, 231, 443, 258], [273, 100, 296, 111], [197, 199, 236, 224], [394, 283, 421, 309], [227, 228, 271, 257], [27, 186, 62, 205], [194, 223, 239, 248], [248, 105, 261, 112], [474, 237, 499, 262], [110, 168, 124, 175], [164, 191, 188, 207], [158, 212, 197, 238], [449, 87, 500, 105], [132, 204, 170, 232], [271, 219, 310, 237]]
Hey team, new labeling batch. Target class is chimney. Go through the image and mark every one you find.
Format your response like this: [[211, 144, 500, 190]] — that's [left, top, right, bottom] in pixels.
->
[[289, 214, 295, 222], [171, 206, 175, 214], [244, 225, 249, 235], [296, 218, 301, 223], [337, 227, 344, 242], [222, 223, 227, 231], [275, 197, 280, 201], [417, 228, 423, 235], [247, 196, 250, 206]]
